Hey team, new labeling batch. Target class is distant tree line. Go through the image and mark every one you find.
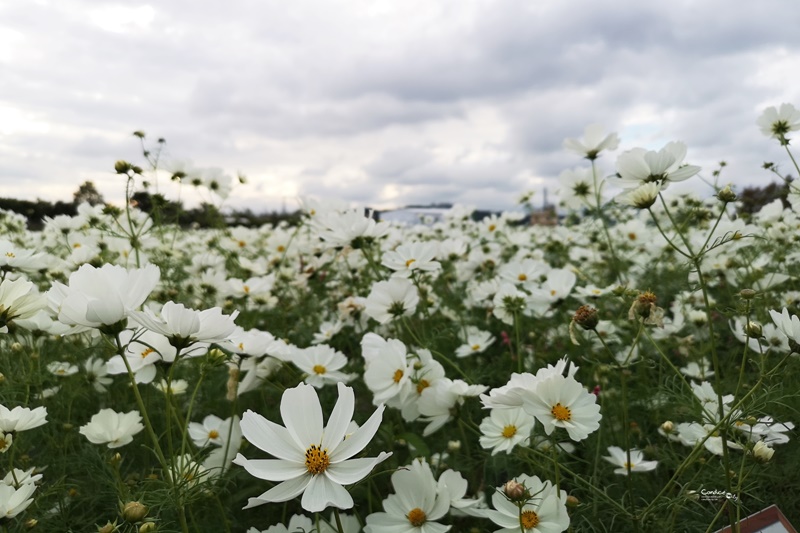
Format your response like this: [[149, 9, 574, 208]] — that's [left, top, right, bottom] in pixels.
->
[[0, 179, 789, 231], [0, 181, 301, 230]]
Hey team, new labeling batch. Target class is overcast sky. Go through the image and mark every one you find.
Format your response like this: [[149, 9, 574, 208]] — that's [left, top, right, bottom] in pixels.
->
[[2, 0, 800, 212]]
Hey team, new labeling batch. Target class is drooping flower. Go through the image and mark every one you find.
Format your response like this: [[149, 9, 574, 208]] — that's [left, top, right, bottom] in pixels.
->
[[79, 409, 144, 448], [234, 382, 391, 513]]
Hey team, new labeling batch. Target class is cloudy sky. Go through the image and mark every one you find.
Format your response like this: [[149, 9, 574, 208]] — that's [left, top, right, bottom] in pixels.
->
[[1, 0, 799, 213]]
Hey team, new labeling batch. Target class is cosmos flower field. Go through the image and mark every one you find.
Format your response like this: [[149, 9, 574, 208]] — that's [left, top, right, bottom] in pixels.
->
[[1, 105, 800, 532]]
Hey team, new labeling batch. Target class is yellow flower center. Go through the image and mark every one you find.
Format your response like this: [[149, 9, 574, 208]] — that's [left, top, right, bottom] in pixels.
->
[[305, 444, 330, 475], [405, 258, 417, 268], [277, 245, 286, 252], [393, 369, 404, 383], [518, 273, 527, 281], [5, 252, 14, 258], [520, 510, 540, 529], [243, 285, 250, 294], [208, 430, 219, 439], [416, 379, 430, 394], [471, 344, 481, 351], [141, 348, 154, 359], [623, 461, 633, 470], [488, 224, 497, 232], [238, 240, 246, 248], [0, 438, 8, 451], [502, 425, 517, 438], [550, 289, 557, 296], [551, 402, 572, 421], [313, 365, 327, 375], [628, 232, 637, 241], [407, 508, 427, 527]]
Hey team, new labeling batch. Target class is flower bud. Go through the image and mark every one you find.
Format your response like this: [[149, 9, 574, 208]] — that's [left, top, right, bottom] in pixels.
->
[[447, 440, 461, 452], [739, 289, 757, 300], [122, 501, 148, 523], [566, 495, 580, 508], [745, 321, 762, 338], [573, 305, 599, 331], [97, 521, 116, 533], [752, 441, 774, 462], [24, 518, 38, 529], [717, 185, 737, 203], [114, 161, 133, 174], [503, 480, 527, 501], [139, 523, 157, 533], [660, 421, 675, 433]]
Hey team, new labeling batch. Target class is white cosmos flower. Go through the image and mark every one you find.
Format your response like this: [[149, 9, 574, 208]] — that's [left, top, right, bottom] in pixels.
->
[[757, 103, 800, 140], [615, 141, 700, 190], [290, 345, 354, 388], [189, 414, 241, 448], [79, 409, 144, 449], [0, 482, 37, 519], [563, 124, 620, 160], [615, 182, 660, 209], [486, 474, 569, 533], [131, 301, 239, 348], [0, 277, 47, 333], [479, 407, 536, 455], [0, 405, 48, 433], [364, 458, 452, 533], [381, 241, 441, 278], [522, 374, 601, 442], [455, 327, 495, 358], [769, 307, 800, 346], [234, 382, 391, 513], [246, 514, 314, 533], [364, 278, 419, 324], [603, 446, 658, 475], [46, 263, 160, 331]]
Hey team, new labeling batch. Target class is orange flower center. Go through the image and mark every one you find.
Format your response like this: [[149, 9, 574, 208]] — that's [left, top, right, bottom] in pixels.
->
[[520, 510, 540, 529], [407, 508, 427, 527], [405, 258, 417, 268], [551, 402, 571, 421], [305, 445, 330, 475], [141, 348, 154, 359], [393, 369, 404, 383], [416, 379, 430, 394]]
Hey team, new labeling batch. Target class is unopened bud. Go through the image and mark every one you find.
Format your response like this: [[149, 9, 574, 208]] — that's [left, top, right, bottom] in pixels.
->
[[717, 185, 737, 203], [573, 305, 599, 331], [10, 342, 22, 352], [752, 441, 774, 463], [139, 523, 157, 533], [114, 161, 132, 174], [447, 440, 461, 452], [122, 501, 148, 523], [503, 480, 527, 501], [745, 321, 762, 338], [24, 518, 38, 529], [97, 521, 116, 533], [566, 495, 580, 508], [739, 289, 757, 300], [661, 421, 675, 433]]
